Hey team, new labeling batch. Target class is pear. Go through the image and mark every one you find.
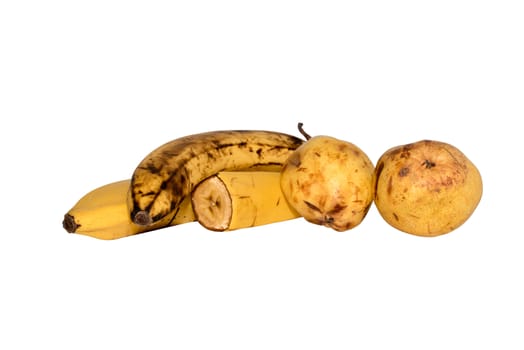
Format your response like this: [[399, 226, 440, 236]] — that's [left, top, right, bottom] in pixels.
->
[[374, 140, 482, 237], [280, 124, 375, 231]]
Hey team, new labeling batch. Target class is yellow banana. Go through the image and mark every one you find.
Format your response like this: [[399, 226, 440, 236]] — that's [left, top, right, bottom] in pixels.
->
[[192, 171, 300, 231], [129, 130, 304, 227], [63, 180, 195, 240]]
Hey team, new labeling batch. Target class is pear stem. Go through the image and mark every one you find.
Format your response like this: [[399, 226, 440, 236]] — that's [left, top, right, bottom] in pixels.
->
[[297, 122, 312, 140]]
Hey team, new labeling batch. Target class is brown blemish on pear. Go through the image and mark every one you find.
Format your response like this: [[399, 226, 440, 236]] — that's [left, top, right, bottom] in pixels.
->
[[399, 167, 409, 177]]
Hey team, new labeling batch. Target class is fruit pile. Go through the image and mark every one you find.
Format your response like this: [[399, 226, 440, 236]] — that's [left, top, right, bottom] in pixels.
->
[[63, 123, 482, 240]]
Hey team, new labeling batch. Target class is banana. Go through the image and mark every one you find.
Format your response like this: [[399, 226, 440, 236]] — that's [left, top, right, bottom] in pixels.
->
[[192, 171, 300, 231], [63, 180, 195, 240], [129, 130, 304, 227]]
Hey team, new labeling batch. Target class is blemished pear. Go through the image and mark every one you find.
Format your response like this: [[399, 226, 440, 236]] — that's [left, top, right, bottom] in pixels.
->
[[374, 140, 482, 237], [280, 128, 375, 232]]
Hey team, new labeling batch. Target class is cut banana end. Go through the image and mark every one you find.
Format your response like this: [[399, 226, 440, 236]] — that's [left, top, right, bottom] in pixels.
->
[[192, 171, 300, 231], [192, 176, 232, 231]]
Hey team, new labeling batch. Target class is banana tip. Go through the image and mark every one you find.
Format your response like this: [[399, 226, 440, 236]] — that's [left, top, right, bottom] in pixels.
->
[[133, 210, 153, 226], [63, 213, 79, 233]]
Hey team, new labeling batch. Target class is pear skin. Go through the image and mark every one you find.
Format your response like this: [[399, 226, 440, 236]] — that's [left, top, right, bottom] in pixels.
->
[[374, 140, 482, 237], [280, 135, 375, 232]]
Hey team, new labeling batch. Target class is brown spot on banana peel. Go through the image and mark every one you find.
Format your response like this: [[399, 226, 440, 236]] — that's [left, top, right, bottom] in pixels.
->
[[138, 163, 162, 175]]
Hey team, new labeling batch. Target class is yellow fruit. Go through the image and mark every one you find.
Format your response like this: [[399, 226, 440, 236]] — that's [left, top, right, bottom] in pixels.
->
[[63, 180, 195, 240], [280, 125, 375, 231], [191, 171, 300, 231], [129, 130, 304, 227], [374, 140, 483, 237]]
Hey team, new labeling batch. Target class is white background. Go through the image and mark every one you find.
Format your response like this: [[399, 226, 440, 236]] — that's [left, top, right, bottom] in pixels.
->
[[1, 1, 523, 349]]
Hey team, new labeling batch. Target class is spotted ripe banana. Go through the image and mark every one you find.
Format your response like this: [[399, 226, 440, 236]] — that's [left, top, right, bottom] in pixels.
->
[[129, 130, 304, 227], [63, 180, 195, 240], [192, 171, 300, 231]]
